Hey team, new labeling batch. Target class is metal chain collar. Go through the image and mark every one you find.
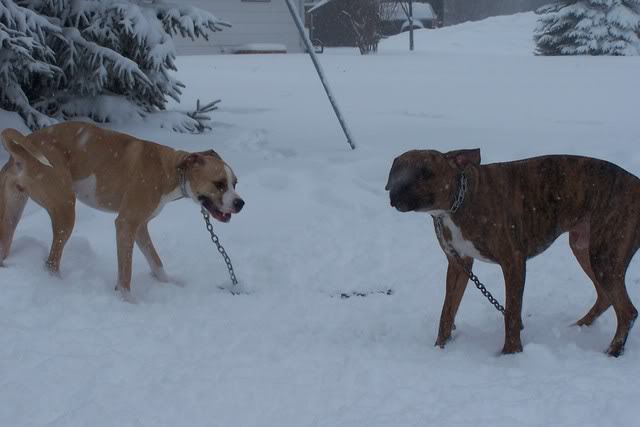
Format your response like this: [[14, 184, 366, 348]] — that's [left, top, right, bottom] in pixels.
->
[[449, 171, 467, 214], [178, 167, 190, 199], [201, 208, 239, 287], [434, 173, 505, 315]]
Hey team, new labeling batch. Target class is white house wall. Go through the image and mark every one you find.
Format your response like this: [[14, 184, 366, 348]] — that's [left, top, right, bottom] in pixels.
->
[[174, 0, 305, 54]]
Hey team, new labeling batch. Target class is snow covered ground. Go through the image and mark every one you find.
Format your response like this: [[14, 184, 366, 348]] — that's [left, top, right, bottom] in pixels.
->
[[2, 12, 640, 426]]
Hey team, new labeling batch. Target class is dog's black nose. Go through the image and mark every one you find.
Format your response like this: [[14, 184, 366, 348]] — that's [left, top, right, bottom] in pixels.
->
[[233, 198, 245, 212]]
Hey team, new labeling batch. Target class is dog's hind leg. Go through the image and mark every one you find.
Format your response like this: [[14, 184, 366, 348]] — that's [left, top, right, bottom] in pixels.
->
[[135, 222, 169, 283], [43, 199, 76, 275], [0, 159, 29, 264], [24, 168, 76, 275], [589, 217, 638, 357], [599, 271, 637, 357], [569, 217, 611, 326], [1, 128, 74, 273]]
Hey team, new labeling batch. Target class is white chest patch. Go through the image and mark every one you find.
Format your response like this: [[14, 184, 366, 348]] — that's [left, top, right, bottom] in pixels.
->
[[72, 175, 114, 212], [152, 186, 183, 218], [438, 214, 494, 263]]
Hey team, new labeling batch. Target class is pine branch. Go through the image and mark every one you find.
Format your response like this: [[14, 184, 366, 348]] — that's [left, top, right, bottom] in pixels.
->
[[535, 0, 640, 56], [185, 98, 221, 133], [2, 80, 58, 129], [62, 27, 163, 101], [3, 0, 230, 130], [146, 1, 231, 40]]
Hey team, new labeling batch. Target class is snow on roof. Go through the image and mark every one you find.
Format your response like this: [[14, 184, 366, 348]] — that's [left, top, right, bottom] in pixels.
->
[[308, 0, 337, 13], [401, 19, 424, 31], [309, 1, 435, 20], [233, 43, 288, 53], [389, 3, 435, 21]]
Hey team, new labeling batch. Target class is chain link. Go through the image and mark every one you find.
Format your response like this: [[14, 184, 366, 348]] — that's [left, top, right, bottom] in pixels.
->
[[450, 172, 467, 214], [202, 208, 238, 286], [434, 173, 505, 315]]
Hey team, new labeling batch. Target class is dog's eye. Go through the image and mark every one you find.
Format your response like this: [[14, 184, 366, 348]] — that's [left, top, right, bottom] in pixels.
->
[[214, 181, 226, 191]]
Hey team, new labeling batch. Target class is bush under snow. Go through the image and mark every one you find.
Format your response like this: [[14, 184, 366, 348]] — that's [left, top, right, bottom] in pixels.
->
[[0, 0, 229, 130]]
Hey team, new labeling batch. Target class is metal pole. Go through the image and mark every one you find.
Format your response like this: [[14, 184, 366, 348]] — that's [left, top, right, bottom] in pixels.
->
[[409, 0, 414, 51], [284, 0, 356, 150]]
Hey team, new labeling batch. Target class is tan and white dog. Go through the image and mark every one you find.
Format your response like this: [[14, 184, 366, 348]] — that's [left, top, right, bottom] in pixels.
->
[[0, 121, 244, 300]]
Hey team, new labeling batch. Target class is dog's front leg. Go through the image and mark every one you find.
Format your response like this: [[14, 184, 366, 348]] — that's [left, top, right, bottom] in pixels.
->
[[135, 222, 169, 283], [115, 214, 143, 301], [436, 255, 473, 348], [500, 255, 526, 354]]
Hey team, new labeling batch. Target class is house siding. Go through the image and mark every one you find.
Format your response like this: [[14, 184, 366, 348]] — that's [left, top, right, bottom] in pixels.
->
[[173, 0, 305, 54]]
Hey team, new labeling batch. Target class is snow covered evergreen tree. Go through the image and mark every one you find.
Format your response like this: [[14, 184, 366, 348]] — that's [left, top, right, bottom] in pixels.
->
[[535, 0, 640, 55], [1, 0, 62, 128], [1, 0, 229, 130]]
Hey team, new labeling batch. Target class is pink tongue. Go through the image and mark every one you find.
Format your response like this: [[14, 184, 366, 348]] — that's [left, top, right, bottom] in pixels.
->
[[204, 203, 231, 223], [212, 210, 231, 222]]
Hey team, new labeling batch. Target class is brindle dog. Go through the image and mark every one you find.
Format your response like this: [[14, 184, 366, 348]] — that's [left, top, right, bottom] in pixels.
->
[[386, 148, 640, 356]]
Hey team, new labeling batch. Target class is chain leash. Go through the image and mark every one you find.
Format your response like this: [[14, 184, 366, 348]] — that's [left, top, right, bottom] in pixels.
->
[[179, 166, 238, 288], [435, 173, 505, 315], [201, 208, 238, 286]]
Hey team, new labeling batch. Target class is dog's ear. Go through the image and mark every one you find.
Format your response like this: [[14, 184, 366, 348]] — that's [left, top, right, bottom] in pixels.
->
[[178, 153, 206, 169], [444, 149, 481, 170], [178, 150, 222, 169], [199, 149, 221, 160]]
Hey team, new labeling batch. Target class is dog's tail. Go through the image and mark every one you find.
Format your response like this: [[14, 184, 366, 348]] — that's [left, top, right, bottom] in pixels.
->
[[1, 128, 52, 167]]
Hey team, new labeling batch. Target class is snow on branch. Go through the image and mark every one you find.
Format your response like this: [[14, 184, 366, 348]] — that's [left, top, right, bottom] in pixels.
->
[[143, 98, 220, 133], [535, 0, 640, 56], [1, 0, 62, 128], [148, 1, 231, 40], [2, 0, 229, 132], [3, 80, 58, 129], [62, 27, 162, 100]]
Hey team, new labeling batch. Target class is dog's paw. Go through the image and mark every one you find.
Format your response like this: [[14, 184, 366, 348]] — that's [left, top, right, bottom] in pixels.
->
[[47, 268, 62, 279], [167, 276, 186, 288], [606, 344, 625, 358], [151, 269, 186, 288], [115, 287, 137, 304], [45, 260, 62, 278], [434, 335, 452, 349], [151, 267, 170, 283], [574, 317, 596, 328], [500, 344, 523, 355]]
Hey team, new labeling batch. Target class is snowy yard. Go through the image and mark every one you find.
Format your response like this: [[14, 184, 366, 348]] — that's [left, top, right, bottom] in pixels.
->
[[2, 12, 640, 426]]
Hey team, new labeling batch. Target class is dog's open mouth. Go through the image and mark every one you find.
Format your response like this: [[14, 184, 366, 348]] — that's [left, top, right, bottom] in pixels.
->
[[199, 196, 231, 223]]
